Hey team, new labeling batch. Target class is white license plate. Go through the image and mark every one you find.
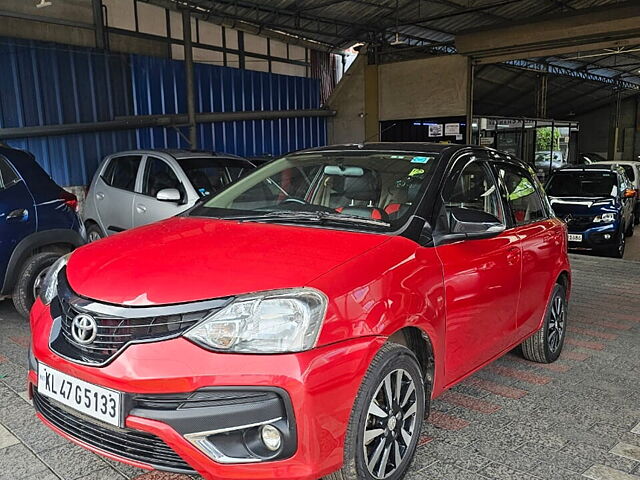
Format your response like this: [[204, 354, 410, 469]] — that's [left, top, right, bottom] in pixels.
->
[[38, 364, 122, 427], [568, 234, 582, 242]]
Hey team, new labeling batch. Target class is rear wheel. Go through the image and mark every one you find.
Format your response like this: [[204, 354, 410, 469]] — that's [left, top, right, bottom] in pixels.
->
[[521, 283, 567, 363], [325, 343, 427, 480], [86, 223, 104, 243], [12, 252, 61, 319]]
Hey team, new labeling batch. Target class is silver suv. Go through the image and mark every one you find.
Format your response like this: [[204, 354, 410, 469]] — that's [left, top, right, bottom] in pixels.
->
[[82, 149, 255, 241]]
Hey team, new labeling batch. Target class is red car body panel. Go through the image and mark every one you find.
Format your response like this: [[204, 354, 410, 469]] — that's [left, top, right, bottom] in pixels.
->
[[66, 218, 390, 305]]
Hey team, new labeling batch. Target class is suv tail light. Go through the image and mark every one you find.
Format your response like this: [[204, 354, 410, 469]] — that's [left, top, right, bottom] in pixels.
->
[[61, 190, 78, 212]]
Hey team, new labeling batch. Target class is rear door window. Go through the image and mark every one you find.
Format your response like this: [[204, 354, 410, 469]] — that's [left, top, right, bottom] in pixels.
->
[[496, 164, 548, 226], [102, 155, 142, 191], [0, 157, 20, 190]]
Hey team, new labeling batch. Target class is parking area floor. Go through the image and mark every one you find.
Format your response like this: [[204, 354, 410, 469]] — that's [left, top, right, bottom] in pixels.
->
[[0, 254, 639, 480]]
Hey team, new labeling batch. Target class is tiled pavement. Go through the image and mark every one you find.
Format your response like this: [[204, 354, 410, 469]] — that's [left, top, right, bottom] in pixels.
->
[[0, 254, 639, 479]]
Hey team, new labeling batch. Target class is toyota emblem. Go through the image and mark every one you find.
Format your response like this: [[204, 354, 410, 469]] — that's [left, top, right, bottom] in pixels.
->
[[71, 313, 98, 345]]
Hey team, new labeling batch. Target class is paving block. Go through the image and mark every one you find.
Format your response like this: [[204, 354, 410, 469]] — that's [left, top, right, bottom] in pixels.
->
[[0, 424, 19, 449], [611, 442, 640, 462], [582, 464, 640, 480]]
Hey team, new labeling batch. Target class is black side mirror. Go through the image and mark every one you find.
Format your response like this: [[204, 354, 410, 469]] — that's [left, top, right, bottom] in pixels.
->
[[437, 206, 505, 245]]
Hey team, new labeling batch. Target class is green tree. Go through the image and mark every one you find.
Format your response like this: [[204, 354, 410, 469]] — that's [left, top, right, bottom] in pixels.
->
[[536, 127, 560, 151]]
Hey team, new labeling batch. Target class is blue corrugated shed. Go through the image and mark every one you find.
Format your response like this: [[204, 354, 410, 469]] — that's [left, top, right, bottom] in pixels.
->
[[0, 39, 326, 187], [0, 37, 135, 186], [130, 55, 327, 157]]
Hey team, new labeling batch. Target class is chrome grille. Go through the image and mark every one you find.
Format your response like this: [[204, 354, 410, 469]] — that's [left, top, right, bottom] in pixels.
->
[[49, 270, 231, 366]]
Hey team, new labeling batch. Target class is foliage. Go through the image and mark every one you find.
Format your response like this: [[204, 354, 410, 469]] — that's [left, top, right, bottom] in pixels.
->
[[536, 127, 560, 151]]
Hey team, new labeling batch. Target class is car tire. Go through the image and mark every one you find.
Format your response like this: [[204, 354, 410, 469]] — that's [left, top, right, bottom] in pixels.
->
[[521, 283, 567, 364], [606, 230, 626, 258], [86, 223, 105, 243], [325, 343, 427, 480], [12, 252, 61, 319]]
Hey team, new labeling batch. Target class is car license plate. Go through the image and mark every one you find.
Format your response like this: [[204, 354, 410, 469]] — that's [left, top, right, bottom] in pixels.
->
[[568, 234, 582, 242], [38, 364, 122, 427]]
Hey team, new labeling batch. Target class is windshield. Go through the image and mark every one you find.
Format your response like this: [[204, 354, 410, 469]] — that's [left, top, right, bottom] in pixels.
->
[[547, 171, 618, 198], [188, 150, 439, 231], [179, 157, 254, 197]]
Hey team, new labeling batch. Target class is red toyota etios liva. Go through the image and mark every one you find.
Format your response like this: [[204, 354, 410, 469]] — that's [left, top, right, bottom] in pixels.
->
[[29, 143, 570, 480]]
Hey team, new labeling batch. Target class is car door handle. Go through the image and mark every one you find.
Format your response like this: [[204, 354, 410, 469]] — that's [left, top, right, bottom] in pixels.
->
[[95, 192, 105, 201], [6, 208, 29, 222], [506, 247, 520, 266], [136, 204, 147, 214]]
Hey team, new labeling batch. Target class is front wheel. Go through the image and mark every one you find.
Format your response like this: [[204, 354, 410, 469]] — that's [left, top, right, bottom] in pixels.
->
[[12, 252, 62, 319], [521, 283, 567, 363], [606, 230, 625, 258], [326, 343, 426, 480]]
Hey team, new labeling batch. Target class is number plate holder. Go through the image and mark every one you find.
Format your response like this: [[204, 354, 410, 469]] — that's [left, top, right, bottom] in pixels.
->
[[568, 234, 582, 242], [37, 363, 123, 427]]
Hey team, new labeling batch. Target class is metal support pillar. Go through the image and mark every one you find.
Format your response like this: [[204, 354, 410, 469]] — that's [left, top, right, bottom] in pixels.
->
[[92, 0, 106, 50], [535, 74, 548, 119], [182, 9, 197, 149]]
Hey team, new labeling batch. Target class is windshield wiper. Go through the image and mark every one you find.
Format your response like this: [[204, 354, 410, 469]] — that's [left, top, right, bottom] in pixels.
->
[[222, 210, 391, 228]]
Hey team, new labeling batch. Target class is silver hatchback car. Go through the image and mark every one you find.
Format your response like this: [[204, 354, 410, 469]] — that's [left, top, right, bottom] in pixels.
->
[[82, 149, 255, 241]]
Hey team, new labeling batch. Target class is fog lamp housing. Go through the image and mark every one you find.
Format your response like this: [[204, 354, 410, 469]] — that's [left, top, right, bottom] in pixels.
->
[[260, 424, 282, 451]]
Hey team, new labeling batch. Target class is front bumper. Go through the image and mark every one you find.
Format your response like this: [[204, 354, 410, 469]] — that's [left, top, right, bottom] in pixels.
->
[[30, 301, 385, 480], [567, 223, 619, 251]]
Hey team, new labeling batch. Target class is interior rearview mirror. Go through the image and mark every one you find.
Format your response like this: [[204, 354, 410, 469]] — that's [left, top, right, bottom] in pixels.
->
[[156, 188, 181, 202]]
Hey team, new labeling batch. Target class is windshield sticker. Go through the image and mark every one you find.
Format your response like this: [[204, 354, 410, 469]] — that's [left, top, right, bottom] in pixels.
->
[[409, 168, 425, 177], [411, 156, 430, 164]]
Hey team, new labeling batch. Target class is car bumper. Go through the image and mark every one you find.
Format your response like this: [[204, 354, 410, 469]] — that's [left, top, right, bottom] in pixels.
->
[[567, 223, 619, 251], [29, 300, 385, 480]]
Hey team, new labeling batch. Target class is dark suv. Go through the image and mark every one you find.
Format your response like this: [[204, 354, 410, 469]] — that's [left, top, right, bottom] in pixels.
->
[[546, 164, 636, 258], [0, 145, 85, 317]]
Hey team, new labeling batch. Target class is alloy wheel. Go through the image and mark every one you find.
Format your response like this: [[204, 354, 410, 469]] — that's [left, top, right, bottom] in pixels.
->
[[547, 294, 566, 353], [88, 231, 102, 242], [363, 369, 418, 479], [32, 267, 50, 300]]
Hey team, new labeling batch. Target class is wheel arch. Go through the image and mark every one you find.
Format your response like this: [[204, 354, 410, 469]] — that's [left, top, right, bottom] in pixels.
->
[[1, 229, 84, 295], [387, 326, 435, 397]]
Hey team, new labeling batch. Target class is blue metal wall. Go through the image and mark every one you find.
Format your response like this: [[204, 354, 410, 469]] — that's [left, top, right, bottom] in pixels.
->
[[0, 39, 326, 187], [131, 55, 327, 157], [0, 37, 135, 186]]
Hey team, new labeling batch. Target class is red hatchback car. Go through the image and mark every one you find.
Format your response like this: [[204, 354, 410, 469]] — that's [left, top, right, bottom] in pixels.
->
[[29, 143, 570, 480]]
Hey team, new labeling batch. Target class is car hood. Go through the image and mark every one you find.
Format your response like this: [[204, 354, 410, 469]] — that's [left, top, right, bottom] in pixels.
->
[[549, 196, 618, 217], [66, 217, 391, 305]]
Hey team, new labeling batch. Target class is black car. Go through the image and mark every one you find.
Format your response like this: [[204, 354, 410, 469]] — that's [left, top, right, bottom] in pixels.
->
[[546, 165, 636, 258]]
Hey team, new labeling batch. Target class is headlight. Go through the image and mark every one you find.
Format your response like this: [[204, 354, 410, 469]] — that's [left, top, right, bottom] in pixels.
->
[[39, 253, 70, 305], [184, 289, 327, 353], [593, 213, 616, 223]]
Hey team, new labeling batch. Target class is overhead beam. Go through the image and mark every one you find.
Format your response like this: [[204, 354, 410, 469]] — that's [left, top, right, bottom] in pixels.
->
[[504, 59, 640, 90], [0, 109, 336, 140], [456, 4, 640, 63]]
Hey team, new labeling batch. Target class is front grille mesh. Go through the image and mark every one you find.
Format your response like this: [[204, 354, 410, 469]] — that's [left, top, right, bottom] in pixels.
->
[[33, 389, 195, 473], [56, 298, 206, 362], [134, 390, 279, 410], [566, 215, 594, 229]]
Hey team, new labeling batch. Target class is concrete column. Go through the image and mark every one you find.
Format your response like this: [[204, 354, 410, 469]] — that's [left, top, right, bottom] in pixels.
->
[[182, 9, 197, 149], [364, 64, 379, 143]]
